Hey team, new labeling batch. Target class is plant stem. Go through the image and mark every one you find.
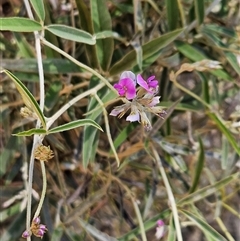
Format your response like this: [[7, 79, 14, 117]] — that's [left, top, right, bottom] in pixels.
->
[[46, 82, 105, 130], [41, 38, 117, 94], [151, 147, 183, 241], [177, 0, 186, 27], [23, 1, 45, 239], [94, 93, 120, 166], [33, 161, 47, 219], [171, 72, 212, 109], [133, 199, 148, 241]]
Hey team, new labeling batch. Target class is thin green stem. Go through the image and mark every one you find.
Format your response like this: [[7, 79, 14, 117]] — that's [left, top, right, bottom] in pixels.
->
[[133, 200, 148, 241], [94, 93, 120, 167], [33, 161, 47, 219], [41, 37, 117, 94], [177, 0, 186, 27], [171, 72, 212, 109], [46, 82, 105, 130], [151, 147, 183, 241]]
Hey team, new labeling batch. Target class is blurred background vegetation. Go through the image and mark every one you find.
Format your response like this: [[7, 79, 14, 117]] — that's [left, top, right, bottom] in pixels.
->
[[0, 0, 239, 240]]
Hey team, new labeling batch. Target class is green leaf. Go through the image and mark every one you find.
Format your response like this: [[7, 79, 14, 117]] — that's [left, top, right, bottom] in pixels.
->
[[0, 17, 42, 32], [0, 207, 27, 241], [194, 0, 204, 25], [12, 128, 47, 136], [203, 24, 236, 38], [167, 216, 176, 241], [44, 81, 62, 111], [0, 203, 20, 222], [91, 0, 114, 71], [1, 59, 82, 74], [189, 137, 205, 193], [14, 33, 35, 58], [201, 27, 240, 76], [112, 124, 135, 151], [180, 209, 227, 241], [178, 172, 239, 205], [118, 209, 171, 241], [0, 135, 20, 178], [51, 225, 64, 241], [175, 40, 233, 81], [48, 119, 103, 134], [208, 112, 240, 156], [30, 0, 45, 22], [166, 0, 179, 30], [110, 28, 183, 75], [2, 70, 46, 129], [75, 0, 99, 68], [46, 25, 96, 45]]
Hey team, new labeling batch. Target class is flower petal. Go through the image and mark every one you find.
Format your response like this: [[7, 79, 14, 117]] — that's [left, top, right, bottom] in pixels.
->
[[114, 78, 137, 99], [137, 74, 149, 90], [126, 105, 140, 122], [148, 96, 160, 107], [120, 71, 136, 84]]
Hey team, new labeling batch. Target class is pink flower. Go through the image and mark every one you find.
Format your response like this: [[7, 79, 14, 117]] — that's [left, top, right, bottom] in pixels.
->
[[137, 74, 158, 92], [114, 71, 136, 100], [155, 220, 166, 239]]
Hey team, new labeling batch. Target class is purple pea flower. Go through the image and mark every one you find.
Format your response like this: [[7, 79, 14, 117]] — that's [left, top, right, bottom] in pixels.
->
[[113, 71, 136, 100], [155, 220, 166, 239], [137, 74, 158, 93]]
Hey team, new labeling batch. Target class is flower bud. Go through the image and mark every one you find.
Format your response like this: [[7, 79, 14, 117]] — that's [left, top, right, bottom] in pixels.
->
[[22, 230, 31, 238]]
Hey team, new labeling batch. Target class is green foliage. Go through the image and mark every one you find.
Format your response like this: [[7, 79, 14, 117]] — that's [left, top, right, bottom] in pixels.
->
[[1, 0, 239, 241]]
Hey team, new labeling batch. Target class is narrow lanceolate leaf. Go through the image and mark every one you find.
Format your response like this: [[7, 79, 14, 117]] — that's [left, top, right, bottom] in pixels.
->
[[110, 28, 183, 75], [208, 113, 240, 156], [29, 0, 45, 22], [201, 27, 240, 76], [12, 128, 47, 136], [75, 0, 99, 68], [3, 70, 46, 129], [48, 119, 103, 134], [194, 0, 204, 25], [180, 210, 227, 241], [166, 0, 179, 30], [0, 17, 42, 32], [91, 0, 114, 71], [178, 172, 239, 205], [189, 137, 205, 193], [46, 25, 96, 45], [95, 31, 118, 39]]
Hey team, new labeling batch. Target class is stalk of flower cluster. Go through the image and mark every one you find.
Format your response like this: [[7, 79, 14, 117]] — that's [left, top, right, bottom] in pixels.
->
[[94, 93, 120, 167], [46, 82, 105, 130], [33, 160, 47, 219], [23, 0, 46, 238], [151, 147, 183, 241]]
